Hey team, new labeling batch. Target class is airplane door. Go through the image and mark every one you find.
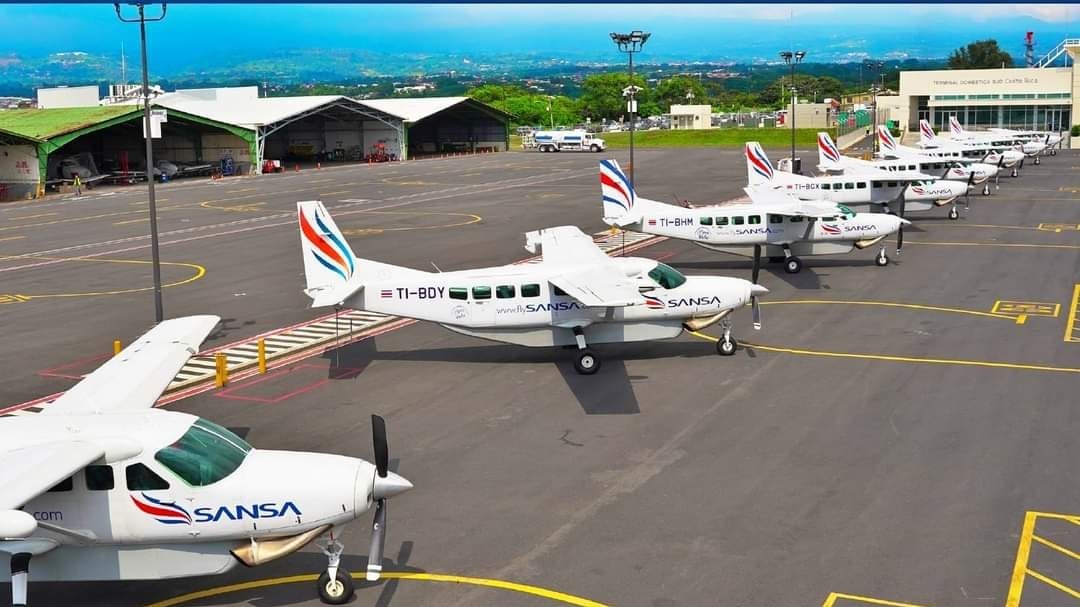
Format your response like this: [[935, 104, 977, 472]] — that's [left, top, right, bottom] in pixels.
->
[[468, 285, 496, 326]]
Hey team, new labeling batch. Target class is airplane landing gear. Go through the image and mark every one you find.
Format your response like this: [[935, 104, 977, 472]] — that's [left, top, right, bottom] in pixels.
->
[[318, 536, 354, 605], [782, 246, 802, 274], [11, 552, 30, 607], [876, 246, 889, 267], [1050, 149, 1057, 156], [948, 206, 959, 220], [571, 327, 600, 375], [982, 183, 990, 196], [1034, 155, 1041, 165], [717, 317, 737, 356], [1011, 167, 1018, 177]]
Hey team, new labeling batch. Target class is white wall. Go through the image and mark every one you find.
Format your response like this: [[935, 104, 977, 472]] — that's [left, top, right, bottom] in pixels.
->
[[362, 122, 402, 158], [37, 86, 99, 109], [0, 145, 39, 200]]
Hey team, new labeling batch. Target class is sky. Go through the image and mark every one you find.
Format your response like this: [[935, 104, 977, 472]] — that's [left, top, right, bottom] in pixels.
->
[[0, 4, 1077, 69]]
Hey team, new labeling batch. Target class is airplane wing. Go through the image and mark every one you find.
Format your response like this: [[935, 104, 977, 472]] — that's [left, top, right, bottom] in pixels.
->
[[742, 187, 842, 218], [44, 315, 220, 415], [524, 226, 642, 307], [0, 441, 104, 509]]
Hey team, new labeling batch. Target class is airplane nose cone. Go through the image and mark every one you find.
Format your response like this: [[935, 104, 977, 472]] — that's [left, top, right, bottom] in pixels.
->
[[750, 284, 769, 297], [373, 471, 414, 500]]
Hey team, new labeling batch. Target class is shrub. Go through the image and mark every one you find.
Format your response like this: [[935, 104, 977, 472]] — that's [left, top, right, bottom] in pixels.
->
[[1071, 124, 1080, 137]]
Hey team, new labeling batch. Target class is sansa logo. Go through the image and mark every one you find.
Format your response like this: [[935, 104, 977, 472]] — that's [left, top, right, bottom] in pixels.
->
[[193, 501, 302, 523]]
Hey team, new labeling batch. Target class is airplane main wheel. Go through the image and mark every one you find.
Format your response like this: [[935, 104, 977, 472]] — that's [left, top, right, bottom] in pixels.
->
[[1034, 156, 1041, 165], [784, 256, 802, 274], [1051, 149, 1057, 156], [717, 338, 737, 356], [1011, 167, 1018, 177], [948, 207, 959, 220], [574, 350, 601, 375], [982, 184, 990, 196], [876, 252, 889, 267], [318, 571, 354, 605]]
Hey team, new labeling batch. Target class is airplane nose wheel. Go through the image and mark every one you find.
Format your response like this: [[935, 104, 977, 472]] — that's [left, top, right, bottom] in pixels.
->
[[1034, 155, 1041, 165], [948, 207, 959, 220], [717, 318, 737, 356], [876, 247, 889, 267], [784, 256, 802, 274], [574, 350, 600, 375], [318, 537, 354, 605], [982, 184, 990, 196], [1011, 167, 1018, 177]]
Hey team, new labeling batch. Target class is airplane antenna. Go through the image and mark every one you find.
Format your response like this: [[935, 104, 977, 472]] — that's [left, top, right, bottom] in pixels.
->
[[430, 261, 442, 272]]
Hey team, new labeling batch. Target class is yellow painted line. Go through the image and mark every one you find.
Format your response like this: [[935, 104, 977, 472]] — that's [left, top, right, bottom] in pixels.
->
[[8, 212, 58, 221], [199, 200, 266, 212], [901, 239, 1080, 251], [821, 592, 931, 607], [4, 256, 205, 300], [113, 217, 149, 225], [761, 300, 1015, 321], [142, 571, 610, 607], [1005, 512, 1036, 607], [687, 332, 1080, 375], [1065, 284, 1080, 343], [991, 300, 1060, 319], [339, 210, 483, 235], [0, 235, 25, 242], [319, 190, 349, 196], [1026, 568, 1080, 599], [1031, 533, 1080, 562]]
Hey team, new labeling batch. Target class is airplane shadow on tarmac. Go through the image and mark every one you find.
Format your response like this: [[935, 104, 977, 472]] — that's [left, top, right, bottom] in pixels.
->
[[321, 334, 726, 415]]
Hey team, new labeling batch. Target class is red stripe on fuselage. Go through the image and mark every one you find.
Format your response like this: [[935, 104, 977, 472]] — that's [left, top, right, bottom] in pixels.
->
[[131, 496, 188, 521]]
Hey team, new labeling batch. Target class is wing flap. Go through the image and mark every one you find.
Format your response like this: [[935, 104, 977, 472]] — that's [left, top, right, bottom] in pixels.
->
[[45, 315, 220, 415], [549, 268, 642, 308], [0, 441, 105, 509]]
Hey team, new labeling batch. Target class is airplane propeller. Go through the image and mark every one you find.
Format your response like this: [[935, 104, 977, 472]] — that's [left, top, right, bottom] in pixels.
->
[[895, 189, 907, 255], [751, 244, 763, 330], [367, 414, 411, 582]]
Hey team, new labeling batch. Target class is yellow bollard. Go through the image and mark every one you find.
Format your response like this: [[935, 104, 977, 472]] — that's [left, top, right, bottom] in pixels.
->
[[215, 353, 228, 388], [257, 338, 267, 374], [113, 340, 122, 355]]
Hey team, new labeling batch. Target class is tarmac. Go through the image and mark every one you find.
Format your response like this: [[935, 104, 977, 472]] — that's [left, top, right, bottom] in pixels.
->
[[2, 145, 1080, 607]]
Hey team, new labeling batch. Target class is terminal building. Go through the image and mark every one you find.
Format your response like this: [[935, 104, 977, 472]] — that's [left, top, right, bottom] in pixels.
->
[[880, 38, 1079, 143]]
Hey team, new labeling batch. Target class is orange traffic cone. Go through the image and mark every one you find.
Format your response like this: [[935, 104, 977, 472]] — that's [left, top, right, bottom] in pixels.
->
[[316, 162, 321, 170], [294, 164, 299, 172]]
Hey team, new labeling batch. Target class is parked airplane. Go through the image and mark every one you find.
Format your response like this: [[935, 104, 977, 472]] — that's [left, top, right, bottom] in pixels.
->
[[874, 126, 1003, 194], [986, 124, 1063, 154], [600, 159, 907, 273], [0, 316, 411, 606], [745, 141, 969, 219], [946, 116, 1047, 160], [298, 201, 767, 368], [918, 119, 1027, 174]]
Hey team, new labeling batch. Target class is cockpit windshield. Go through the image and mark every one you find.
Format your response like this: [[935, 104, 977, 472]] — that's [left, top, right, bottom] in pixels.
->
[[647, 262, 687, 290], [155, 418, 253, 487]]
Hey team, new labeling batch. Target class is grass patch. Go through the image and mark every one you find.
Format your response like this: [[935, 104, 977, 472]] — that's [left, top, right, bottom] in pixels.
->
[[601, 128, 825, 148]]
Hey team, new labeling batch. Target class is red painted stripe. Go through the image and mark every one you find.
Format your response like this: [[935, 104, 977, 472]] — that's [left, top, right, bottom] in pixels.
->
[[298, 210, 346, 269], [600, 172, 628, 202], [131, 496, 188, 521]]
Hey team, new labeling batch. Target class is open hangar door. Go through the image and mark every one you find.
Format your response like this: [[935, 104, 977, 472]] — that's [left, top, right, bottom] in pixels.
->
[[256, 99, 403, 169], [404, 99, 510, 157]]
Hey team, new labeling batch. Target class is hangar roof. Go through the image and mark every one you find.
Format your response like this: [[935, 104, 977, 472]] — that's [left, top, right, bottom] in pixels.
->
[[0, 106, 139, 141], [155, 87, 400, 130], [361, 97, 513, 123]]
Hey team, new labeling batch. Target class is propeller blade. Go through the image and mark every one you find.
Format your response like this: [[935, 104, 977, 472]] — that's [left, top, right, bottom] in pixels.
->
[[896, 194, 906, 253], [751, 296, 762, 331], [372, 414, 388, 478], [751, 244, 761, 285], [366, 499, 387, 582]]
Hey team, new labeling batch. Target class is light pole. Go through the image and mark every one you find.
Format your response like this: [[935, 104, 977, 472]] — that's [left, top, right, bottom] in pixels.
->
[[116, 2, 166, 323], [546, 95, 555, 129], [779, 50, 805, 172], [610, 30, 650, 186], [864, 60, 884, 152]]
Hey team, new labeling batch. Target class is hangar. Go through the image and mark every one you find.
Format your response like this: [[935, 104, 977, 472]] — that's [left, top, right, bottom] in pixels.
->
[[0, 105, 250, 200]]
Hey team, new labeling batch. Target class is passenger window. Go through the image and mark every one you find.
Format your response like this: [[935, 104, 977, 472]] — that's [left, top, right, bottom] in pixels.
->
[[716, 217, 729, 226], [769, 214, 783, 224], [699, 216, 713, 226], [126, 463, 170, 491], [820, 183, 831, 190], [552, 285, 567, 297], [748, 215, 761, 225], [472, 286, 491, 300], [732, 216, 744, 225], [521, 284, 540, 297], [496, 285, 515, 299], [844, 183, 855, 190], [821, 216, 836, 222], [872, 181, 882, 189], [449, 287, 468, 300], [85, 465, 114, 491], [47, 477, 73, 492], [888, 181, 898, 187], [856, 182, 866, 189], [789, 216, 804, 222]]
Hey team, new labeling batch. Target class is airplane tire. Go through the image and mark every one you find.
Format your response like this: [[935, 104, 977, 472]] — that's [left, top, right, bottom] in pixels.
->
[[574, 350, 601, 375], [876, 253, 889, 267], [717, 338, 737, 356], [784, 257, 802, 274], [1034, 156, 1041, 165], [317, 571, 354, 605], [982, 184, 990, 196], [948, 208, 959, 220]]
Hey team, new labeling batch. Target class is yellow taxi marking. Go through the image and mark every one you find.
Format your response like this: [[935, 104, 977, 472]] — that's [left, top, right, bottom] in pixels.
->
[[143, 571, 610, 607], [761, 299, 1016, 321], [899, 240, 1080, 251], [113, 217, 150, 225], [199, 200, 266, 212], [339, 210, 483, 236], [1058, 186, 1080, 193], [1065, 285, 1080, 343], [8, 212, 58, 221], [821, 592, 931, 607], [1006, 511, 1080, 606], [1031, 533, 1080, 561], [0, 257, 205, 300], [991, 300, 1060, 325], [319, 190, 350, 196], [1038, 223, 1080, 233], [0, 294, 31, 304], [0, 235, 25, 242]]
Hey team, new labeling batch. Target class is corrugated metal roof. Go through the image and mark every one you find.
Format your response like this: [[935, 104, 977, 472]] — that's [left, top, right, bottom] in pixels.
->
[[359, 97, 471, 123], [0, 106, 139, 140], [156, 89, 369, 129]]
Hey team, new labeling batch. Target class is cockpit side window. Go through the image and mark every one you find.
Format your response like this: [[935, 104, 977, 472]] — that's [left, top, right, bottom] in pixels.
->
[[126, 463, 170, 491], [647, 262, 687, 290], [155, 418, 252, 487]]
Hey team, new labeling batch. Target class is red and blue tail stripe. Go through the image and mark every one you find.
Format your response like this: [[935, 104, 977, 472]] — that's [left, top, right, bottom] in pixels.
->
[[818, 133, 840, 162], [877, 126, 897, 150], [299, 208, 355, 281], [746, 144, 774, 180], [131, 492, 192, 525], [600, 159, 634, 212]]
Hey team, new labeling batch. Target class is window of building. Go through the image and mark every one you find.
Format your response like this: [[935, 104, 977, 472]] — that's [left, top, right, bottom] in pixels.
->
[[126, 463, 170, 491], [85, 465, 114, 491], [472, 286, 492, 300], [47, 477, 73, 492], [699, 216, 713, 226], [449, 287, 468, 300], [155, 418, 252, 487], [521, 284, 540, 297], [496, 285, 515, 299], [748, 215, 761, 224]]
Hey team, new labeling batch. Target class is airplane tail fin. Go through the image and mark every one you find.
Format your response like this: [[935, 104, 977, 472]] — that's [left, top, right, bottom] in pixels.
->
[[817, 132, 842, 170], [297, 200, 364, 306], [949, 115, 965, 137], [600, 159, 642, 227], [919, 119, 938, 145], [877, 125, 899, 153], [745, 142, 776, 186]]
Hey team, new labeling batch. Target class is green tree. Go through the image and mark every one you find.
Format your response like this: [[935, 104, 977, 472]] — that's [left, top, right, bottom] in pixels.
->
[[654, 75, 708, 111], [948, 39, 1013, 69], [579, 72, 656, 122]]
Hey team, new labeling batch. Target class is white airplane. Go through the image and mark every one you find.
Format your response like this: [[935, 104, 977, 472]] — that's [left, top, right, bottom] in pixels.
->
[[985, 123, 1063, 154], [918, 119, 1027, 174], [874, 126, 1003, 195], [600, 159, 907, 274], [298, 201, 767, 368], [745, 141, 969, 219], [948, 116, 1049, 160], [0, 316, 412, 606]]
